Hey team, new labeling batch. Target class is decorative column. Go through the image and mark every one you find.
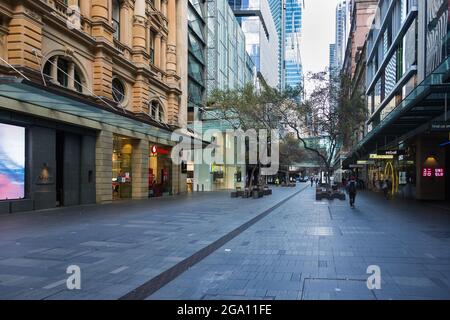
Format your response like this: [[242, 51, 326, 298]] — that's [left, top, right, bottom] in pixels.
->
[[91, 0, 108, 21], [122, 2, 131, 47], [166, 0, 177, 74], [132, 0, 147, 52], [67, 61, 75, 89], [161, 38, 167, 72], [162, 0, 167, 17], [91, 0, 114, 43], [154, 34, 161, 68], [79, 0, 91, 18], [51, 56, 58, 83]]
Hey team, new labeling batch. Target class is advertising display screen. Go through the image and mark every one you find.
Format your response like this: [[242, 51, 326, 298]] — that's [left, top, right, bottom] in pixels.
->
[[0, 123, 25, 200]]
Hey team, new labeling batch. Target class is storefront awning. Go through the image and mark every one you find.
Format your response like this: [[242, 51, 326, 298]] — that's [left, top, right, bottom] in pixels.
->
[[0, 78, 206, 146], [343, 55, 450, 167]]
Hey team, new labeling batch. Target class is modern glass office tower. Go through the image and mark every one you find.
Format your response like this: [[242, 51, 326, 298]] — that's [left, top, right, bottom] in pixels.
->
[[191, 0, 256, 192], [188, 0, 208, 123], [268, 0, 284, 89], [206, 0, 255, 94], [284, 0, 304, 89], [335, 0, 350, 69], [228, 0, 280, 88], [329, 43, 337, 71]]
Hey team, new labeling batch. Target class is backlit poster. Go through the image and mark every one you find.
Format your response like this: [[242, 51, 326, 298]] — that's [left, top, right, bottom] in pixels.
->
[[0, 123, 25, 200]]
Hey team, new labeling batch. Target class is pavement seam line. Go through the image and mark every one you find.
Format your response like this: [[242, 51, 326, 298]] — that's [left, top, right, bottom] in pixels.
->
[[119, 186, 309, 300]]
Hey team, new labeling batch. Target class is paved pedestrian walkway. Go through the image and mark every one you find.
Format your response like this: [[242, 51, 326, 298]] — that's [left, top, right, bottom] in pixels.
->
[[149, 188, 450, 300], [0, 186, 302, 299]]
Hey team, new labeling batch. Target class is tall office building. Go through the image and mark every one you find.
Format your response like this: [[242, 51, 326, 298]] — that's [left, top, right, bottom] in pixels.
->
[[268, 0, 284, 89], [329, 43, 337, 72], [284, 0, 304, 89], [228, 0, 280, 88], [206, 0, 255, 93], [335, 0, 351, 69], [192, 0, 256, 192], [188, 0, 208, 124]]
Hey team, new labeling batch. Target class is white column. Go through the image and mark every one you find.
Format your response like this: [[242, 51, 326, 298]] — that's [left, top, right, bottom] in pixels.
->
[[51, 56, 58, 83], [68, 61, 75, 89]]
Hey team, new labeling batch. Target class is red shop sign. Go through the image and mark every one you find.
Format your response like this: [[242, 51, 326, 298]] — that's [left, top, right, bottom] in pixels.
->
[[422, 168, 445, 177], [151, 145, 170, 155]]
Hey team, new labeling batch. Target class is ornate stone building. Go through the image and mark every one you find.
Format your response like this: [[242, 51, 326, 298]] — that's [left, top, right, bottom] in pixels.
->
[[0, 0, 190, 213]]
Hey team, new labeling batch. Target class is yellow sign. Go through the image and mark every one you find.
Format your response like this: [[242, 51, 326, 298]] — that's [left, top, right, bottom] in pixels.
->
[[369, 154, 394, 159]]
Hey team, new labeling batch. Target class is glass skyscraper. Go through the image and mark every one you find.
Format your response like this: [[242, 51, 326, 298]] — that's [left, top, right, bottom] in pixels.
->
[[334, 0, 350, 70], [268, 0, 283, 89], [188, 0, 207, 123], [206, 0, 255, 94], [284, 0, 303, 89], [228, 0, 279, 88]]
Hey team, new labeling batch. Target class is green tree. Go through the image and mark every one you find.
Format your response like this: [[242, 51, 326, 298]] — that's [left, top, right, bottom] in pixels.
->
[[207, 70, 366, 189]]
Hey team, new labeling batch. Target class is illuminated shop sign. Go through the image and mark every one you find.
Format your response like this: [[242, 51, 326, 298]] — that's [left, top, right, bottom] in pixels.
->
[[422, 168, 445, 177], [369, 154, 394, 159], [378, 150, 406, 156], [151, 145, 170, 155], [0, 123, 25, 200]]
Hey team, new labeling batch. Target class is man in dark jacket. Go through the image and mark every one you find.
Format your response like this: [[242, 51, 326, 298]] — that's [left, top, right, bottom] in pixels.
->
[[346, 176, 357, 208]]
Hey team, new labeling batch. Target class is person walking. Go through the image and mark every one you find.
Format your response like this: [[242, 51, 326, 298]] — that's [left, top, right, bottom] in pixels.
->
[[310, 176, 314, 187], [382, 179, 389, 199], [346, 176, 357, 208]]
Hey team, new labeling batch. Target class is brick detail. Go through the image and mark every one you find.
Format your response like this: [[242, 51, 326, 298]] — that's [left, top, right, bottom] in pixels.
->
[[93, 52, 113, 99], [7, 13, 42, 70]]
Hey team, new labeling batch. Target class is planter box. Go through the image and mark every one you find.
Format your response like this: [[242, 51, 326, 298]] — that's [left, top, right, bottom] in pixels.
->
[[242, 190, 251, 198], [252, 190, 264, 199], [231, 190, 244, 198]]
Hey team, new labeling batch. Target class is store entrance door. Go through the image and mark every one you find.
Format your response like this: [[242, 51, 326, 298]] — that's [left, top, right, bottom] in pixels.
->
[[56, 131, 64, 207], [55, 131, 81, 206]]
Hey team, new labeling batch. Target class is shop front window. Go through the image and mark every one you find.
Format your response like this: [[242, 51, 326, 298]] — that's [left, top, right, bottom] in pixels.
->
[[148, 144, 172, 197], [112, 135, 132, 200]]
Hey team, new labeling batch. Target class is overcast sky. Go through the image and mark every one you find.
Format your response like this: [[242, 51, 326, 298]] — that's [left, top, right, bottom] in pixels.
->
[[301, 0, 339, 93]]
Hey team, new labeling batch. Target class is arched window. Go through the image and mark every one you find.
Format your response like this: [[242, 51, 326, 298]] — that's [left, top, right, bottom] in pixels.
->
[[150, 100, 165, 123], [112, 78, 126, 104], [112, 0, 121, 40], [43, 56, 84, 93]]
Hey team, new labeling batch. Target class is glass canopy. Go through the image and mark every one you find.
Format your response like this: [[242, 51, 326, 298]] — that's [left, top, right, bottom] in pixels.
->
[[0, 80, 176, 141]]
